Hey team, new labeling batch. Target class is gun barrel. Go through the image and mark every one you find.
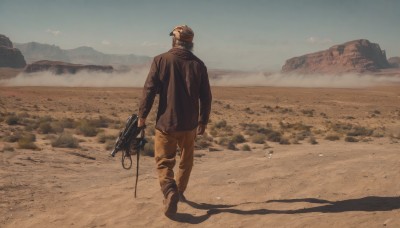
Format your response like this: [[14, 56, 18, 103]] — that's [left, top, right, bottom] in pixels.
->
[[110, 148, 118, 157]]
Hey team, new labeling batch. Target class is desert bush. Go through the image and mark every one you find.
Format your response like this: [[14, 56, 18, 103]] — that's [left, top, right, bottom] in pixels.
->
[[97, 133, 117, 143], [3, 145, 14, 152], [76, 120, 98, 137], [213, 120, 227, 129], [279, 137, 290, 145], [60, 118, 76, 129], [329, 122, 353, 134], [227, 141, 237, 150], [141, 138, 154, 157], [51, 133, 79, 148], [209, 129, 218, 137], [347, 126, 373, 137], [217, 137, 229, 146], [251, 134, 266, 144], [195, 137, 211, 149], [325, 134, 340, 141], [241, 144, 251, 151], [3, 132, 22, 142], [345, 136, 358, 142], [89, 116, 112, 128], [231, 134, 246, 144], [266, 131, 282, 142], [18, 134, 38, 150], [5, 114, 19, 125], [308, 136, 318, 145], [301, 109, 315, 117], [279, 122, 312, 132], [38, 122, 54, 134]]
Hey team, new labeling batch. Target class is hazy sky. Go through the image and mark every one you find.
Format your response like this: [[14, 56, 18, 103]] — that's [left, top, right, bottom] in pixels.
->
[[1, 0, 399, 71]]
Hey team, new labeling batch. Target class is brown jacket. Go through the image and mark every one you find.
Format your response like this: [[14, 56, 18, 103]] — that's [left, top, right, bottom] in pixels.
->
[[139, 48, 212, 132]]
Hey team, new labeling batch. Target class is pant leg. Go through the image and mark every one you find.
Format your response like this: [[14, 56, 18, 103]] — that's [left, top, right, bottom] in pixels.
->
[[154, 129, 178, 196], [175, 129, 197, 193]]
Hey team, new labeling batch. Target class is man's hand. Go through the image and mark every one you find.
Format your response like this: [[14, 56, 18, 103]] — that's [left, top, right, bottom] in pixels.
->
[[138, 118, 146, 128], [197, 124, 206, 135]]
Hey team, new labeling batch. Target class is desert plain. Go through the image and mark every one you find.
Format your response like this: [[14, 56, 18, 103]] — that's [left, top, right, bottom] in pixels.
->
[[1, 84, 400, 227]]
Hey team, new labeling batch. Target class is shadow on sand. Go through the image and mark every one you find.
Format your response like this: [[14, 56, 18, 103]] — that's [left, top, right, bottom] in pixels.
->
[[171, 196, 400, 224]]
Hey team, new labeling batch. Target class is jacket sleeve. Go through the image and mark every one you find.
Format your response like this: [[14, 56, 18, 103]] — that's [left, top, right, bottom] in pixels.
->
[[138, 59, 160, 119], [198, 65, 212, 125]]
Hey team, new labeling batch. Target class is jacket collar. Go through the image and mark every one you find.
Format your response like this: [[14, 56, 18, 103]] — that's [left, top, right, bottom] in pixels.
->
[[168, 47, 194, 60]]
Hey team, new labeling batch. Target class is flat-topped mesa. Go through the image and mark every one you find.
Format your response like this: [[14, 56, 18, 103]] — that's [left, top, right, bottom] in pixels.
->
[[24, 60, 113, 74], [0, 34, 26, 68], [282, 39, 391, 74]]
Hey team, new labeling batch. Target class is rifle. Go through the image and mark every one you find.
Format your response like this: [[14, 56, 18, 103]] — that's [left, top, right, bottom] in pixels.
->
[[110, 114, 146, 198]]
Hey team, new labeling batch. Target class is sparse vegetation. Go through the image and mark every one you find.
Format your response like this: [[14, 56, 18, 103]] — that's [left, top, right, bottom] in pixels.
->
[[325, 134, 340, 141], [18, 133, 38, 150], [241, 144, 251, 151], [52, 133, 79, 148], [6, 114, 19, 125], [142, 138, 154, 157], [251, 134, 266, 144], [345, 136, 359, 142], [230, 134, 246, 144], [76, 120, 98, 137]]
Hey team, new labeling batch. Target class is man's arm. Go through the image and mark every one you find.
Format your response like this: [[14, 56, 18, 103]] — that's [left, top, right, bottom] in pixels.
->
[[198, 66, 212, 135], [138, 59, 160, 127]]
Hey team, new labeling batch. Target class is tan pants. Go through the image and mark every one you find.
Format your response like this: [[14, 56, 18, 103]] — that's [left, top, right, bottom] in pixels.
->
[[155, 129, 197, 196]]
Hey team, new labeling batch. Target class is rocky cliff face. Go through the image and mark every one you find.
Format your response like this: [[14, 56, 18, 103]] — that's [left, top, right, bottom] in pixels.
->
[[24, 60, 113, 74], [0, 35, 26, 68], [388, 57, 400, 68], [282, 39, 391, 74]]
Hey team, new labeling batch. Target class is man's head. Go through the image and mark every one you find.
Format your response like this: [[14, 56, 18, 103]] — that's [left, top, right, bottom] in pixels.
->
[[170, 25, 194, 51]]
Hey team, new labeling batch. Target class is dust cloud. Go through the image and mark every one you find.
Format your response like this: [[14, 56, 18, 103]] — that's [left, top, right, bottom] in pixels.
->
[[0, 68, 149, 87], [211, 72, 400, 88], [1, 69, 400, 88]]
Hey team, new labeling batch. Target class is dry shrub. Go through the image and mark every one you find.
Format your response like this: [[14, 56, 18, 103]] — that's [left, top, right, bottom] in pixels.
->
[[3, 132, 22, 143], [308, 136, 318, 145], [18, 133, 38, 150], [52, 133, 79, 148], [345, 136, 359, 142], [251, 134, 266, 144], [279, 137, 290, 145], [3, 145, 14, 152], [217, 137, 229, 146], [241, 144, 251, 151], [5, 114, 19, 125], [60, 118, 76, 129], [325, 134, 340, 141], [347, 126, 373, 137], [38, 122, 54, 134], [195, 136, 212, 149], [301, 109, 315, 117], [76, 120, 98, 137], [141, 138, 154, 157], [227, 141, 237, 150], [89, 116, 112, 128], [231, 134, 246, 144]]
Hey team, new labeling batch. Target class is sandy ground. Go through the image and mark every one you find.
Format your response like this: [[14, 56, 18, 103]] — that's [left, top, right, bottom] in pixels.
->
[[1, 86, 400, 227]]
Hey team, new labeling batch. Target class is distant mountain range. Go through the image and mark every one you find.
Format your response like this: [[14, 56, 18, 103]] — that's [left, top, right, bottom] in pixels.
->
[[15, 42, 152, 66]]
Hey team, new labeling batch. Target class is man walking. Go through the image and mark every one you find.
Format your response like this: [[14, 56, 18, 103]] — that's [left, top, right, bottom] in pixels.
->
[[138, 25, 212, 218]]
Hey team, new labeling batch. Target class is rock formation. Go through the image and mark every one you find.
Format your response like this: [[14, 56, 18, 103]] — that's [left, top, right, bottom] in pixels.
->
[[0, 34, 26, 68], [388, 57, 400, 68], [15, 42, 151, 66], [24, 60, 113, 74], [282, 39, 391, 74]]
